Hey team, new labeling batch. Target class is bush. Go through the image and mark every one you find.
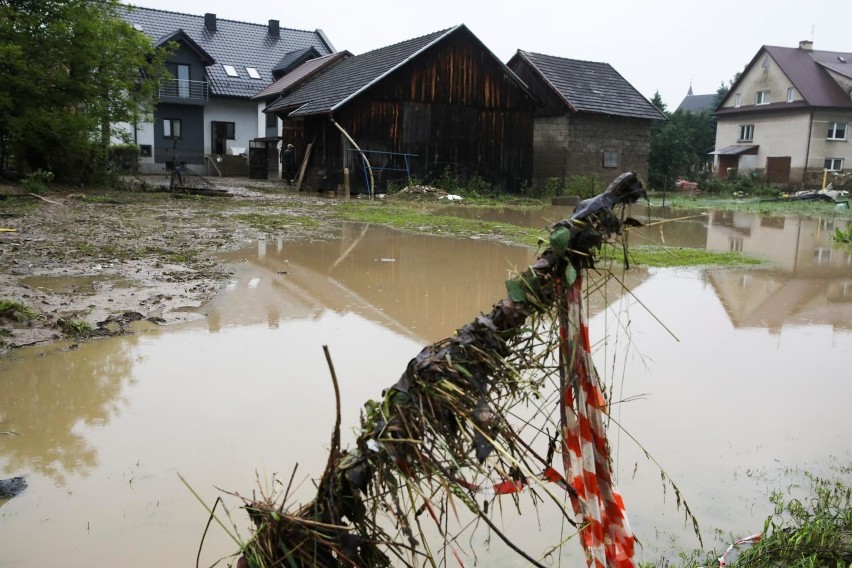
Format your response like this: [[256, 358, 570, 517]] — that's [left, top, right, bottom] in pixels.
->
[[21, 169, 54, 193]]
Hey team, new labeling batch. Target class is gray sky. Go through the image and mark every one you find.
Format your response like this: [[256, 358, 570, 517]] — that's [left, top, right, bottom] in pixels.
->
[[128, 0, 851, 111]]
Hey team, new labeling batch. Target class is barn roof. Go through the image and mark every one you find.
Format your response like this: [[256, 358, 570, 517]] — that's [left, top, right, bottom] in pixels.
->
[[510, 50, 666, 120], [118, 4, 335, 99], [268, 24, 530, 117], [254, 51, 351, 101]]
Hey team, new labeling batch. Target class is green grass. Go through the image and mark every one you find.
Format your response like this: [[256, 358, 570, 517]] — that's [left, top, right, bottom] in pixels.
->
[[56, 317, 93, 337], [0, 299, 38, 322], [656, 194, 852, 219], [611, 245, 766, 268], [334, 202, 544, 246]]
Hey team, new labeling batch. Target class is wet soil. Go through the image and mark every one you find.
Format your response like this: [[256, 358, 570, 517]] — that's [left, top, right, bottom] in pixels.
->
[[0, 176, 341, 352]]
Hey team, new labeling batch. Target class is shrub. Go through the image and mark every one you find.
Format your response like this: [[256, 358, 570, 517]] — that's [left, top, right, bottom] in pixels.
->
[[22, 169, 54, 193]]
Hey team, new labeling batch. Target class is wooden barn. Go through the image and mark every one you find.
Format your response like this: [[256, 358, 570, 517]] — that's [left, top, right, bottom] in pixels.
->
[[264, 25, 537, 193]]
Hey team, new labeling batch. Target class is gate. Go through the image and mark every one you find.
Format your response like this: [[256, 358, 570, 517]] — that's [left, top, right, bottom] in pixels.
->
[[249, 140, 268, 179]]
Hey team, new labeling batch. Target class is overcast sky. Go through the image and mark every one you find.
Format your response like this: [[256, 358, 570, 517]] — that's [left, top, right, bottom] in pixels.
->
[[127, 0, 851, 111]]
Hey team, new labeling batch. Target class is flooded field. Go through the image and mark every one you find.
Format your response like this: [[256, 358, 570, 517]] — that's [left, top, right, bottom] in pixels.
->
[[1, 208, 851, 566]]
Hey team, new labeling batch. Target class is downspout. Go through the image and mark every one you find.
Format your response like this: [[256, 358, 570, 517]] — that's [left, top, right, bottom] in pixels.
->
[[803, 109, 814, 187], [330, 117, 374, 197]]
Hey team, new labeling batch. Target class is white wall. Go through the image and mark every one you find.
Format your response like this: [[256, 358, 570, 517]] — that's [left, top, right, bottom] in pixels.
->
[[203, 99, 262, 156]]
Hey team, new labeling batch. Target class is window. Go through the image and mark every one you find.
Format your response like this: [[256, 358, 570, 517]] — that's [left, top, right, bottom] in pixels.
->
[[786, 87, 794, 103], [163, 118, 181, 139], [738, 124, 754, 142], [756, 90, 770, 105], [734, 93, 741, 107], [246, 67, 261, 79], [827, 122, 847, 140], [222, 64, 239, 77], [825, 158, 844, 171], [265, 111, 277, 128], [177, 64, 190, 98], [602, 150, 618, 168], [139, 144, 152, 157], [813, 247, 832, 265]]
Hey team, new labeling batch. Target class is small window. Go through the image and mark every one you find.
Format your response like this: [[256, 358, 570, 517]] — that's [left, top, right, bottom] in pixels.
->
[[825, 158, 844, 171], [222, 64, 239, 77], [139, 144, 152, 157], [827, 122, 847, 140], [813, 247, 832, 265], [602, 150, 618, 168], [246, 67, 261, 79], [786, 87, 794, 102], [756, 90, 770, 105], [163, 118, 181, 139], [734, 93, 741, 108], [738, 124, 754, 142]]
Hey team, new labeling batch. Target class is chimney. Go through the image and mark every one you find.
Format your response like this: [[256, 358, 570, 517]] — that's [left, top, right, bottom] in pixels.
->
[[799, 40, 813, 51], [204, 13, 217, 32], [268, 19, 280, 38]]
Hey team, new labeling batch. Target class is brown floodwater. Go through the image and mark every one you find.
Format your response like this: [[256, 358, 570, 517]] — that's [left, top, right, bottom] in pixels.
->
[[1, 211, 851, 566]]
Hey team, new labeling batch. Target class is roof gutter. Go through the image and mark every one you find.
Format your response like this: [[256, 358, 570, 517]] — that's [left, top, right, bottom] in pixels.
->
[[330, 117, 374, 197], [804, 108, 814, 184]]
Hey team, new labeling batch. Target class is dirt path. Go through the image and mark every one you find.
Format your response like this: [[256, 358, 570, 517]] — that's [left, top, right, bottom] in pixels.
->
[[0, 176, 335, 352]]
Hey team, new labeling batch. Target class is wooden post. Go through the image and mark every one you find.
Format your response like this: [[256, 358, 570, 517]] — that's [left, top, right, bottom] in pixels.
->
[[294, 140, 314, 192], [343, 167, 350, 199]]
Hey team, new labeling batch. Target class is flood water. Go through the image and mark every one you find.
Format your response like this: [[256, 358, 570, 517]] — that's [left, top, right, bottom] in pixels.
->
[[1, 207, 851, 567]]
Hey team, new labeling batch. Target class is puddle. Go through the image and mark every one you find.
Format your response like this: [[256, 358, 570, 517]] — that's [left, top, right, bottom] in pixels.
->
[[1, 216, 851, 566]]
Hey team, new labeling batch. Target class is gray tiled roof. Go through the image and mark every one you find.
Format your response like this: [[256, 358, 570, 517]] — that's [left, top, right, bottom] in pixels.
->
[[256, 51, 352, 102], [272, 27, 456, 117], [676, 93, 716, 113], [273, 47, 321, 78], [119, 5, 334, 99], [515, 50, 665, 120]]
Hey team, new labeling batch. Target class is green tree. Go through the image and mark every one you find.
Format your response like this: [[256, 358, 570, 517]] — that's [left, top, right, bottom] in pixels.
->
[[648, 97, 717, 191], [0, 0, 170, 183]]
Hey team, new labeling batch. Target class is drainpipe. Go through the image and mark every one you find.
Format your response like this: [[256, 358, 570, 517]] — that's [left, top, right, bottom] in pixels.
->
[[330, 117, 374, 197], [803, 109, 814, 187]]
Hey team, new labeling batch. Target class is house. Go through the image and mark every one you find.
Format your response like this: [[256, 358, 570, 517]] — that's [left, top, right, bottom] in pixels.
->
[[265, 25, 538, 193], [676, 85, 717, 114], [116, 6, 335, 176], [252, 49, 352, 179], [713, 41, 852, 185], [506, 50, 665, 186]]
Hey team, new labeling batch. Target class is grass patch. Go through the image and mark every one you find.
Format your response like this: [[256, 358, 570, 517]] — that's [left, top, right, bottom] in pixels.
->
[[56, 317, 93, 338], [609, 245, 766, 268], [0, 299, 38, 322], [655, 194, 852, 219], [334, 201, 543, 246]]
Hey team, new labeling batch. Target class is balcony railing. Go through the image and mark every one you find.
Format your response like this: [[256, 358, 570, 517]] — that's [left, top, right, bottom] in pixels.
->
[[158, 79, 209, 102]]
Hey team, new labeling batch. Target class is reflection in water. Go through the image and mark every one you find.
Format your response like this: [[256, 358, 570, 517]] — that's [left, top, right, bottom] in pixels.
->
[[0, 214, 850, 566], [0, 337, 138, 484]]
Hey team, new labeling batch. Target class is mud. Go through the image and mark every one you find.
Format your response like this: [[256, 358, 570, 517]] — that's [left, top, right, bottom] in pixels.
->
[[0, 176, 335, 352]]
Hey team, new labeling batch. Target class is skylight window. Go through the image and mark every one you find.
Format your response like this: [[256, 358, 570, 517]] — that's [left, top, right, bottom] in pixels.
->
[[222, 64, 239, 78], [246, 67, 261, 79]]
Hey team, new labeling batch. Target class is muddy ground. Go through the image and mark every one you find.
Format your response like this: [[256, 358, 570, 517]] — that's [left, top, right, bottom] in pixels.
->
[[0, 176, 340, 353]]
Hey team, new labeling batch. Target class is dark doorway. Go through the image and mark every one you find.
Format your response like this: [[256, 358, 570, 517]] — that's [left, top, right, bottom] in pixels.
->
[[211, 121, 235, 155]]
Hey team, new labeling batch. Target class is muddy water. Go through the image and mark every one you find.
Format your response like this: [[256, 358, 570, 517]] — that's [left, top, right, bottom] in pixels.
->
[[2, 212, 851, 566]]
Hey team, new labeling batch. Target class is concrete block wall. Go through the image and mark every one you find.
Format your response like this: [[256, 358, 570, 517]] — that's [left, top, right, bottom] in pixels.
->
[[532, 113, 653, 187]]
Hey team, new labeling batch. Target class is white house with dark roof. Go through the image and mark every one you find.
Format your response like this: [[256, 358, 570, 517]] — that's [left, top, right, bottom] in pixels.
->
[[714, 40, 852, 185], [116, 5, 334, 175], [507, 50, 665, 185]]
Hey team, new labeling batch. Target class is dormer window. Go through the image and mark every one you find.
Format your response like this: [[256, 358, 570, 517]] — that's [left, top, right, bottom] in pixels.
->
[[222, 64, 239, 77], [246, 67, 261, 79], [756, 90, 770, 105]]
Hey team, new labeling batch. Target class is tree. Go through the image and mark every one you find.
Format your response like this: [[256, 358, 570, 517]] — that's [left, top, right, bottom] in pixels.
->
[[647, 92, 717, 190], [0, 0, 170, 183]]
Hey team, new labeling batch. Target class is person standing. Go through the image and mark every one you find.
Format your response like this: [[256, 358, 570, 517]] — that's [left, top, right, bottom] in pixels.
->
[[281, 143, 296, 185]]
